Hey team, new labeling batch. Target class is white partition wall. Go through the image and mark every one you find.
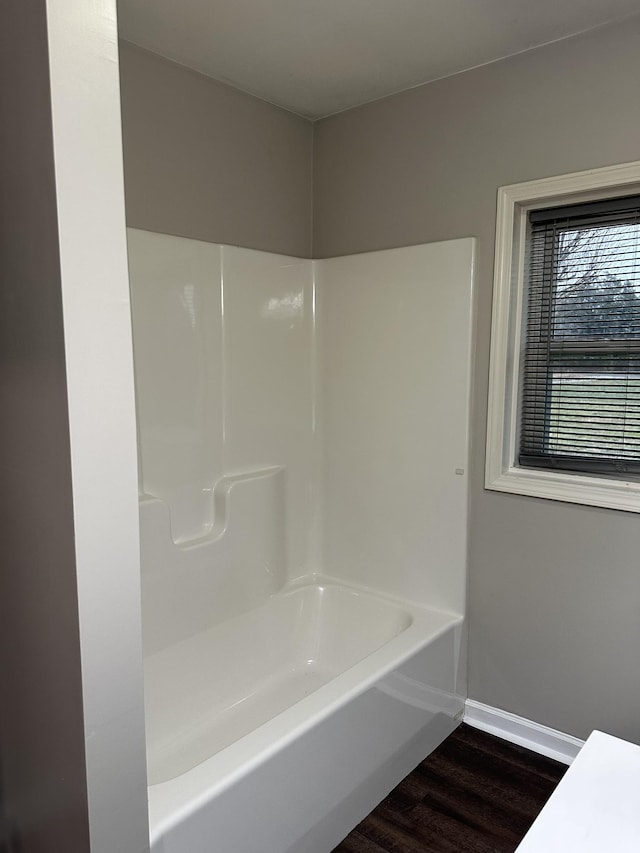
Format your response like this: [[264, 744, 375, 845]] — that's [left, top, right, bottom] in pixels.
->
[[34, 3, 149, 852]]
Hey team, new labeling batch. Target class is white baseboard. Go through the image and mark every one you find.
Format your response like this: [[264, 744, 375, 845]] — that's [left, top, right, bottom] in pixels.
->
[[464, 699, 584, 765]]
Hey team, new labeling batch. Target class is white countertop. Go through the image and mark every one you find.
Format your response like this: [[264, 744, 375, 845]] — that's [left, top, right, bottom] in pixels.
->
[[516, 730, 640, 852]]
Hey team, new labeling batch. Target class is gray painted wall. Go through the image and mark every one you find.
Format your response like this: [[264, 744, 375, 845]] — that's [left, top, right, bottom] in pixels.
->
[[313, 18, 640, 741], [119, 42, 314, 258], [0, 3, 90, 850]]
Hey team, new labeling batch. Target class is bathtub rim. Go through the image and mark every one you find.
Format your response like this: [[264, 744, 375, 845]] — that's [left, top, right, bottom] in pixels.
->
[[146, 574, 463, 845], [144, 576, 416, 785]]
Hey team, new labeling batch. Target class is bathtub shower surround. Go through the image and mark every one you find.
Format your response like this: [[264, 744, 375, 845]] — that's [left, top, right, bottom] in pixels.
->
[[128, 230, 475, 853]]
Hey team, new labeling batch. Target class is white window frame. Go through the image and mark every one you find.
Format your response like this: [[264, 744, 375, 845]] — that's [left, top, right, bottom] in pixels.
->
[[485, 160, 640, 512]]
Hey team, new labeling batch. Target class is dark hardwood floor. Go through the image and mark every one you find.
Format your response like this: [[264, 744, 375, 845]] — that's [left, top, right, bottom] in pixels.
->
[[333, 724, 566, 853]]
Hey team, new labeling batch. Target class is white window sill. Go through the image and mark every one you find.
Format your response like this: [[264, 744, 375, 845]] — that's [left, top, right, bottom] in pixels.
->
[[486, 465, 640, 513]]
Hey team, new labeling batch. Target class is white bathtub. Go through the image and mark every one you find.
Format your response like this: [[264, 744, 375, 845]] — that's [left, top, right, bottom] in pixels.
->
[[146, 578, 464, 853]]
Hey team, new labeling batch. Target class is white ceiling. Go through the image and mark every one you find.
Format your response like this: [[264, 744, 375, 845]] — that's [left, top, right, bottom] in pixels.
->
[[118, 0, 640, 120]]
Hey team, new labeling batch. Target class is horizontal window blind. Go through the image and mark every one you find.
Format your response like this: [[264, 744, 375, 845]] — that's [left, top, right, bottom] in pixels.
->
[[520, 194, 640, 474]]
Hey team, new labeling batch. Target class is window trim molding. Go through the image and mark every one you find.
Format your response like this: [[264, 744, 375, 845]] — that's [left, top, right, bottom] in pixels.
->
[[485, 160, 640, 512]]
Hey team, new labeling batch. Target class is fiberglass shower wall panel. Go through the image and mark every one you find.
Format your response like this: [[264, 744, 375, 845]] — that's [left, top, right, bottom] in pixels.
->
[[129, 232, 316, 577], [316, 239, 475, 616], [128, 228, 223, 543], [221, 246, 316, 579]]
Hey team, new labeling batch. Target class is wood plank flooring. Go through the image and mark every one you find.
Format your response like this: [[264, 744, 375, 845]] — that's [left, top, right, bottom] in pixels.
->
[[333, 723, 567, 853]]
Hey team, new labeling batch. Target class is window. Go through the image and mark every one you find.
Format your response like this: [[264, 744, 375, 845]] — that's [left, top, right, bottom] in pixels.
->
[[521, 196, 640, 475], [486, 161, 640, 512]]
